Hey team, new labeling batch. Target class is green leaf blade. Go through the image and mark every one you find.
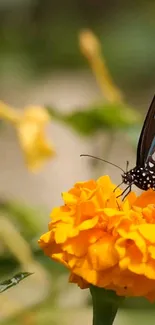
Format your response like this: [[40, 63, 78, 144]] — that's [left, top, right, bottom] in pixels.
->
[[0, 272, 33, 293]]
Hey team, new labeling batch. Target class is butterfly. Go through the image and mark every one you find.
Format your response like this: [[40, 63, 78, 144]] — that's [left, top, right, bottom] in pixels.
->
[[120, 94, 155, 197], [81, 95, 155, 199]]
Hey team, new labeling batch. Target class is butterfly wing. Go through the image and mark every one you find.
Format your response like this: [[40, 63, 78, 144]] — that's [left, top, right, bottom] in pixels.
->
[[136, 95, 155, 166]]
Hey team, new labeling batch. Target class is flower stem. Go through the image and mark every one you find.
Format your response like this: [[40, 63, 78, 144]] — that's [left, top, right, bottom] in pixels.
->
[[90, 285, 124, 325]]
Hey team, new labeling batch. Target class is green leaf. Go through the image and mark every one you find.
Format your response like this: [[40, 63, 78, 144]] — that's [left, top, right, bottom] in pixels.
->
[[0, 272, 33, 293], [47, 102, 141, 136]]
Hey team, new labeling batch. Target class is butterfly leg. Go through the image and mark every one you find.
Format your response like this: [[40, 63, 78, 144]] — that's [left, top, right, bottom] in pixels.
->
[[116, 200, 121, 210], [116, 185, 131, 199], [116, 186, 131, 210], [113, 181, 124, 192], [122, 185, 132, 200]]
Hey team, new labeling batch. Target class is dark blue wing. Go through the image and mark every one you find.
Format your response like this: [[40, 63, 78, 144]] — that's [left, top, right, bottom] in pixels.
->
[[136, 95, 155, 166]]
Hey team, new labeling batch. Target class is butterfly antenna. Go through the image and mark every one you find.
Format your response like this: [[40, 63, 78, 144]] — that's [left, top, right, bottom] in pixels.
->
[[126, 160, 129, 173], [80, 154, 125, 173]]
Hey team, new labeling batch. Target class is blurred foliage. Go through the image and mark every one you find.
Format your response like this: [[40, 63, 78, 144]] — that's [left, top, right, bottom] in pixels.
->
[[0, 247, 67, 279], [48, 102, 141, 136], [0, 272, 33, 293], [0, 199, 66, 279], [0, 200, 45, 241], [0, 1, 155, 90]]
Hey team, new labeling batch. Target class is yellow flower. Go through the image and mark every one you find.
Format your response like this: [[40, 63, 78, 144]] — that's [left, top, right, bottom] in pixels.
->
[[39, 175, 155, 302], [79, 29, 122, 103], [17, 106, 55, 171], [0, 101, 55, 171]]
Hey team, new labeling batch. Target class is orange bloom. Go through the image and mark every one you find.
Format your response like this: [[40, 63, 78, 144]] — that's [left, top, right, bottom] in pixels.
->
[[39, 175, 155, 301]]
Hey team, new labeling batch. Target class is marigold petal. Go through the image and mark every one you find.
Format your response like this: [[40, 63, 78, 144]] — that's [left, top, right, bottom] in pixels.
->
[[52, 252, 69, 268], [49, 207, 73, 226], [69, 273, 89, 289], [72, 265, 99, 286], [79, 216, 98, 231], [124, 191, 137, 206], [88, 235, 118, 270], [134, 189, 155, 208], [138, 224, 155, 243], [62, 192, 78, 205], [54, 224, 79, 244], [97, 175, 113, 189], [39, 231, 53, 245], [148, 246, 155, 259], [75, 180, 97, 190], [79, 201, 96, 217], [103, 208, 124, 217], [63, 229, 103, 256], [117, 230, 146, 255], [129, 260, 155, 279]]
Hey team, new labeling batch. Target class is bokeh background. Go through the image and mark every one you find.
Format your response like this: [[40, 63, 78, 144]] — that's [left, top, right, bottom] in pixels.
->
[[0, 1, 155, 324]]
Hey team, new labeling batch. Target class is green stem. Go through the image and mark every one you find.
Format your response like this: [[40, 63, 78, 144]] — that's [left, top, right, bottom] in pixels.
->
[[90, 285, 125, 325]]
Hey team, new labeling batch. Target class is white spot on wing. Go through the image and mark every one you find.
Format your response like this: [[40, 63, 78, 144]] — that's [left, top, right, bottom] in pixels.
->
[[149, 162, 154, 168], [152, 152, 155, 161]]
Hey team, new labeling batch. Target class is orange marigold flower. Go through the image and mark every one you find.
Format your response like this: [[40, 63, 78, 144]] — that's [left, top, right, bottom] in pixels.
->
[[38, 175, 155, 302]]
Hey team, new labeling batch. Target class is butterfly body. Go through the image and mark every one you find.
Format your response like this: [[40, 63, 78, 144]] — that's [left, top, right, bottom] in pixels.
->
[[122, 165, 155, 191]]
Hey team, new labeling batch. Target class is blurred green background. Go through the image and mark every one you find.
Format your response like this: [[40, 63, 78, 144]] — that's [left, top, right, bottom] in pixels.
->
[[0, 0, 155, 324], [1, 0, 155, 91]]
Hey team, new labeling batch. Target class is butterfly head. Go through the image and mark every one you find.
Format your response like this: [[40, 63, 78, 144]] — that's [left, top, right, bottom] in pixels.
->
[[121, 171, 134, 185]]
